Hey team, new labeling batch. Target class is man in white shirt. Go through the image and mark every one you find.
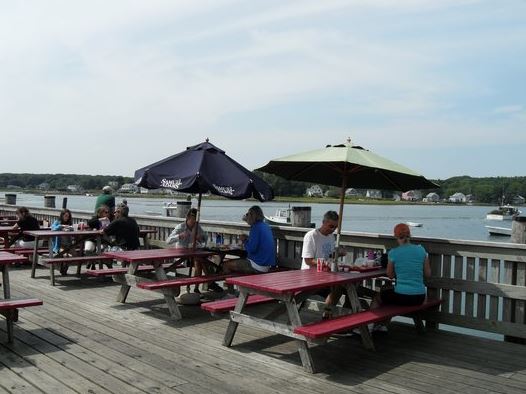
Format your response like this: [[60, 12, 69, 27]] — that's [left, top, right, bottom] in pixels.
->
[[301, 211, 347, 318], [301, 210, 341, 269]]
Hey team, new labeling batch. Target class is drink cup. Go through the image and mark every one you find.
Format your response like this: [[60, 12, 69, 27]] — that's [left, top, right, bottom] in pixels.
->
[[73, 223, 79, 231]]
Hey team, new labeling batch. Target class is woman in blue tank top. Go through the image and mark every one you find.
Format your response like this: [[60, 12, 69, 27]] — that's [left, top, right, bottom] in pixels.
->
[[381, 223, 431, 306]]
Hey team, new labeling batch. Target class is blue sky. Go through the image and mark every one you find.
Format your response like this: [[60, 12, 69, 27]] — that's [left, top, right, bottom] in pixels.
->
[[1, 0, 524, 179]]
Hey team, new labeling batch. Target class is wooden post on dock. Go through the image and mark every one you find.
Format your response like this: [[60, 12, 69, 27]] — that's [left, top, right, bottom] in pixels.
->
[[44, 195, 56, 208], [291, 207, 311, 227], [506, 216, 526, 344]]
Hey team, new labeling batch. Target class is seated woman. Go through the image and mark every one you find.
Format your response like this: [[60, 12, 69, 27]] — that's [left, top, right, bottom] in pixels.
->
[[166, 208, 221, 293], [51, 209, 75, 275], [222, 205, 276, 274], [85, 205, 111, 254], [10, 206, 40, 248], [369, 223, 431, 332]]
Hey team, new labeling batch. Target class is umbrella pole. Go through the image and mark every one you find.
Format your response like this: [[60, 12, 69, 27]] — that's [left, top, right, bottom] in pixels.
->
[[191, 192, 202, 251], [336, 171, 347, 249]]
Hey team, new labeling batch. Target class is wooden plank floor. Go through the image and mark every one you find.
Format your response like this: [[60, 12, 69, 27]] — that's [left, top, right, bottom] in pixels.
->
[[1, 266, 526, 394]]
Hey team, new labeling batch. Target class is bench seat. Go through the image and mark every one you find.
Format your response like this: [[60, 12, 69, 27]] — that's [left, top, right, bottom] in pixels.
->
[[86, 262, 183, 277], [201, 295, 276, 313], [0, 298, 43, 311], [137, 273, 240, 291], [42, 255, 113, 265], [294, 298, 442, 340], [0, 298, 43, 343]]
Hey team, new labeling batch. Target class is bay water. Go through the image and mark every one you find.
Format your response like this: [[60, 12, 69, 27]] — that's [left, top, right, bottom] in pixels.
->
[[5, 192, 514, 243]]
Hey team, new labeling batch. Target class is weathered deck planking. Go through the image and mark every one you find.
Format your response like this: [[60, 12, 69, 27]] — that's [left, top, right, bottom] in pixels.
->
[[1, 267, 526, 394]]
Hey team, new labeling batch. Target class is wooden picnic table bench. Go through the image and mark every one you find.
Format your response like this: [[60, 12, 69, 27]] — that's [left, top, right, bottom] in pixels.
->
[[42, 255, 114, 286], [0, 251, 43, 343], [0, 298, 43, 343], [222, 268, 398, 373], [85, 262, 180, 277], [102, 248, 218, 320], [293, 298, 442, 340], [201, 294, 276, 314]]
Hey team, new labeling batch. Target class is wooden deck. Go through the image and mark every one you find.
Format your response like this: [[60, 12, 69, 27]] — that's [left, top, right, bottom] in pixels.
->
[[1, 266, 526, 394]]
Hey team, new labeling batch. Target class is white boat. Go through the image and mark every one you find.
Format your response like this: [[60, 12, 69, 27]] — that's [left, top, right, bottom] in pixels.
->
[[406, 222, 423, 227], [485, 225, 512, 236], [264, 208, 291, 226], [486, 205, 521, 221]]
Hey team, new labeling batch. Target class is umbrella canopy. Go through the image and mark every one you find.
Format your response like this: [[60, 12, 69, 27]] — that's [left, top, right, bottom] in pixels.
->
[[257, 139, 438, 245], [135, 140, 274, 202], [257, 141, 437, 191]]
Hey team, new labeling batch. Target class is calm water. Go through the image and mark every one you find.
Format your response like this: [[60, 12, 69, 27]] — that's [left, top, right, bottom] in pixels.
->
[[3, 192, 514, 242]]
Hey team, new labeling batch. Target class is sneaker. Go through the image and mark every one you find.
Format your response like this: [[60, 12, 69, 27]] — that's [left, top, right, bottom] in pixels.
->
[[207, 282, 224, 293], [368, 323, 388, 333]]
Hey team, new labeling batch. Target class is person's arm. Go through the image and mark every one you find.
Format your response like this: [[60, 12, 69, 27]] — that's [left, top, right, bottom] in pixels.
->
[[166, 224, 184, 245], [51, 220, 62, 231], [301, 232, 316, 267], [423, 256, 431, 279], [244, 225, 259, 254], [386, 261, 395, 279]]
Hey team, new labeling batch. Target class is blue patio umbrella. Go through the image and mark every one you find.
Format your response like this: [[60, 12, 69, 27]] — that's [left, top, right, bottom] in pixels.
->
[[135, 140, 274, 247]]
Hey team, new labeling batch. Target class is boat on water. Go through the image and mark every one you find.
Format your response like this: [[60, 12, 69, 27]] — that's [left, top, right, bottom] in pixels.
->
[[485, 225, 512, 236], [486, 205, 521, 221], [406, 221, 423, 227], [264, 208, 291, 226]]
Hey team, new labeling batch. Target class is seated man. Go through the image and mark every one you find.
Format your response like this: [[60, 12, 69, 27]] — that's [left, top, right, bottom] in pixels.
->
[[103, 203, 140, 251], [223, 205, 276, 274], [302, 210, 356, 318]]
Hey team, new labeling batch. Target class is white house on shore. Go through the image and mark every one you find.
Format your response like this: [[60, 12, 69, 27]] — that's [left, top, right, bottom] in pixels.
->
[[119, 183, 139, 193], [402, 190, 422, 201], [306, 185, 323, 197], [67, 184, 83, 193], [513, 195, 525, 205], [423, 192, 440, 203], [366, 189, 382, 199], [449, 192, 467, 203]]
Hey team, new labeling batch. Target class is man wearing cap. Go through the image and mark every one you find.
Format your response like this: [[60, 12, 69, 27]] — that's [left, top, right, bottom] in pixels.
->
[[95, 186, 116, 220]]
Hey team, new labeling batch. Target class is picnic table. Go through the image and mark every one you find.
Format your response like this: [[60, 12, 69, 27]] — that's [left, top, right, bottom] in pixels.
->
[[0, 251, 27, 298], [222, 268, 387, 373], [103, 248, 215, 320], [24, 229, 103, 279]]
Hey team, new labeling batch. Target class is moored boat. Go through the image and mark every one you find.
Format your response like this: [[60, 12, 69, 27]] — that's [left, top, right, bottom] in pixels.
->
[[264, 208, 291, 226], [406, 221, 423, 227], [485, 225, 512, 236], [486, 205, 521, 221]]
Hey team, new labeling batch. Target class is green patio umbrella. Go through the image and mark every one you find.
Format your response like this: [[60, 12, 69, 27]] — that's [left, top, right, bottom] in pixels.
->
[[257, 139, 439, 245]]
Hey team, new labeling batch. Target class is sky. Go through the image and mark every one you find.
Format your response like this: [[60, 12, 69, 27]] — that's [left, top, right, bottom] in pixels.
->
[[1, 0, 525, 180]]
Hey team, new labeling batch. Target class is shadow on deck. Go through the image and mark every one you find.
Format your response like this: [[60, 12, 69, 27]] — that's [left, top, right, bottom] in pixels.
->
[[1, 266, 525, 394]]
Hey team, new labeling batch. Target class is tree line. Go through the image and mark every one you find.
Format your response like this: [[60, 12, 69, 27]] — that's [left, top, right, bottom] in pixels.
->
[[1, 172, 525, 204]]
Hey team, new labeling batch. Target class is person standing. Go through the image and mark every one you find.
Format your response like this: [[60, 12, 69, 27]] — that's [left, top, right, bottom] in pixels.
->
[[95, 186, 115, 220]]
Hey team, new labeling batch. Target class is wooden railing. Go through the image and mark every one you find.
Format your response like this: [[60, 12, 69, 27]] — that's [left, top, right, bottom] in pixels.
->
[[2, 204, 525, 341]]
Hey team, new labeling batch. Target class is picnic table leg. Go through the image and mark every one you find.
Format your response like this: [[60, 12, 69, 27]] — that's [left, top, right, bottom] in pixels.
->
[[116, 261, 139, 303], [30, 238, 40, 278], [5, 309, 17, 343], [154, 262, 182, 320], [223, 289, 249, 347], [345, 284, 375, 351], [49, 264, 56, 286], [2, 265, 10, 299], [284, 298, 315, 373]]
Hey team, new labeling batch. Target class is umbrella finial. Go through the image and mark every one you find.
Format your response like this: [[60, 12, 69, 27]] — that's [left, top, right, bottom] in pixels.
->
[[205, 137, 209, 142], [347, 137, 352, 145]]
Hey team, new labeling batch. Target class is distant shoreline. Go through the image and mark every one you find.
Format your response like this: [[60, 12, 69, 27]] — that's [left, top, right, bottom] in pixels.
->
[[0, 189, 495, 207]]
